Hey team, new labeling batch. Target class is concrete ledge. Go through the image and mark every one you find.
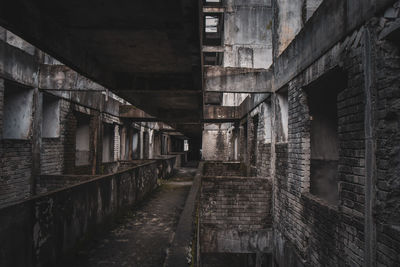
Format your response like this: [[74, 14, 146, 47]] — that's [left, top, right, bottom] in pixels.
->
[[164, 162, 203, 267]]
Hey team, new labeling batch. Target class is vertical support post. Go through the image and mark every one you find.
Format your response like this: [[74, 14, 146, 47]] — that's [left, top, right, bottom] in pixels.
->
[[0, 78, 4, 141], [362, 26, 377, 267], [92, 112, 102, 175], [270, 92, 277, 266], [31, 87, 42, 196], [140, 126, 144, 159], [128, 126, 133, 160]]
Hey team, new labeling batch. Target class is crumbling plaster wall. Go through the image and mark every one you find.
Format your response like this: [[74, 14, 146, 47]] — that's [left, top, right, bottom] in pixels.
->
[[202, 123, 236, 161], [224, 0, 273, 69], [272, 0, 323, 58], [220, 0, 273, 107]]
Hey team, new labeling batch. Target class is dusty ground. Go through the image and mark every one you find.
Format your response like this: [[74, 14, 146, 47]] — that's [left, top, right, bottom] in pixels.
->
[[63, 166, 197, 267]]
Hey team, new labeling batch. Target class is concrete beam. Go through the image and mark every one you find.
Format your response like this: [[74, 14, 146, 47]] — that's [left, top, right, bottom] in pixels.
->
[[0, 2, 116, 90], [202, 46, 225, 52], [203, 7, 225, 13], [203, 105, 239, 122], [0, 39, 39, 87], [119, 105, 156, 120], [204, 66, 272, 93], [39, 64, 106, 91]]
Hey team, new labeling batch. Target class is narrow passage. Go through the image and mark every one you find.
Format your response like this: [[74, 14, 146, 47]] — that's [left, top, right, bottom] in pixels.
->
[[64, 165, 197, 267]]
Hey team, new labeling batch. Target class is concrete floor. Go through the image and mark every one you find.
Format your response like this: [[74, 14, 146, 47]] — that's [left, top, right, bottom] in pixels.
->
[[63, 166, 197, 267]]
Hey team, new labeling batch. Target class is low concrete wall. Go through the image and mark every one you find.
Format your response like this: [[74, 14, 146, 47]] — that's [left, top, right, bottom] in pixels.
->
[[0, 161, 160, 267], [37, 174, 96, 193], [165, 162, 203, 267]]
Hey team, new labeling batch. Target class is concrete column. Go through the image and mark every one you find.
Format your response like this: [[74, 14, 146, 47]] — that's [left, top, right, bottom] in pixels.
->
[[113, 124, 120, 161], [31, 88, 42, 196], [140, 126, 144, 159], [128, 127, 133, 160], [149, 129, 153, 159], [362, 27, 377, 267], [0, 78, 4, 141], [270, 93, 278, 264], [92, 113, 102, 175]]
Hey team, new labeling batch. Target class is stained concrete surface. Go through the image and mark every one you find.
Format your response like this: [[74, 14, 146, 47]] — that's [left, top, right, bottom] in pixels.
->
[[62, 165, 197, 267]]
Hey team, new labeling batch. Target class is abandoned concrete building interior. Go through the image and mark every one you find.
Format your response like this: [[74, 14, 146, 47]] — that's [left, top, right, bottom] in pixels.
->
[[1, 0, 400, 266]]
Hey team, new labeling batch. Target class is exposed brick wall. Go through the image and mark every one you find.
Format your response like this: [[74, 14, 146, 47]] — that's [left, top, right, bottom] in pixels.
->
[[63, 108, 78, 174], [62, 108, 100, 175], [255, 102, 272, 179], [41, 99, 70, 175], [374, 23, 400, 266], [201, 177, 272, 229], [0, 80, 34, 208], [256, 143, 271, 178], [203, 162, 246, 177], [200, 173, 273, 255], [0, 140, 32, 208], [273, 26, 368, 266]]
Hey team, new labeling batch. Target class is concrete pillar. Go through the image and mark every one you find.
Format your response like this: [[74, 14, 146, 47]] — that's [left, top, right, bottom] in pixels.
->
[[362, 27, 377, 267], [140, 126, 144, 159], [113, 124, 120, 161], [31, 88, 42, 195], [92, 112, 102, 175], [128, 127, 133, 160], [0, 78, 4, 141]]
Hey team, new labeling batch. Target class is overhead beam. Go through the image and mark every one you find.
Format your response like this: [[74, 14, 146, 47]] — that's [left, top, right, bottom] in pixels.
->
[[120, 105, 157, 120], [39, 64, 106, 91], [203, 105, 239, 122], [0, 2, 117, 90], [0, 38, 39, 87], [202, 46, 225, 53], [203, 7, 225, 13], [115, 90, 201, 95], [204, 66, 272, 93]]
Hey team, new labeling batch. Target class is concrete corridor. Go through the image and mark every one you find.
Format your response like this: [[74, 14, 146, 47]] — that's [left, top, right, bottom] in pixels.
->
[[61, 165, 197, 267]]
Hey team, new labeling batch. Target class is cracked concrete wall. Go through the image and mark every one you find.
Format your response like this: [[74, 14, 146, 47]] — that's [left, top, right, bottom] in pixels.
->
[[223, 0, 273, 69], [272, 0, 323, 58], [220, 0, 273, 107], [202, 123, 236, 161]]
